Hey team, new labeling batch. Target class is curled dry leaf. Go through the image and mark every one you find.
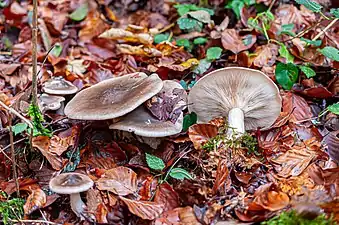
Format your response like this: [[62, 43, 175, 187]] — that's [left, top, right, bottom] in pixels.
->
[[323, 130, 339, 163], [221, 29, 256, 54], [212, 159, 230, 195], [153, 206, 202, 225], [117, 44, 162, 57], [188, 123, 218, 150], [154, 183, 180, 212], [99, 28, 153, 45], [254, 190, 290, 211], [307, 163, 339, 196], [96, 166, 137, 196], [24, 188, 47, 215], [120, 196, 163, 220], [282, 92, 314, 123], [49, 126, 79, 156], [252, 44, 279, 68]]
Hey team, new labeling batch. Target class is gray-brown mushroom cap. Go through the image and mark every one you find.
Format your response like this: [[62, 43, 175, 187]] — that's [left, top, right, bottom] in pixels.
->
[[188, 67, 282, 130], [43, 76, 78, 95], [64, 72, 163, 120], [109, 80, 186, 137], [39, 94, 65, 111], [49, 173, 93, 194]]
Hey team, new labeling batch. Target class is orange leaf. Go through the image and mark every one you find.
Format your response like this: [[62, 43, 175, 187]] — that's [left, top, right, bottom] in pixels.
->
[[120, 196, 163, 220], [24, 188, 47, 215], [253, 183, 290, 211], [154, 206, 202, 225], [96, 166, 137, 196], [154, 183, 179, 212], [212, 159, 230, 195], [221, 29, 256, 54], [188, 124, 218, 150]]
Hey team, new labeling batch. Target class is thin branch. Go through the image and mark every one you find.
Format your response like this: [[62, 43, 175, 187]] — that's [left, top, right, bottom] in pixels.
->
[[31, 0, 38, 107], [268, 0, 277, 12], [312, 18, 339, 41], [8, 114, 20, 197], [9, 219, 60, 225], [0, 101, 33, 129]]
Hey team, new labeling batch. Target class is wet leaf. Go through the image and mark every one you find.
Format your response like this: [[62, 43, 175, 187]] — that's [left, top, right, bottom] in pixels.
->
[[188, 123, 218, 150], [69, 3, 88, 21], [299, 65, 316, 78], [146, 153, 165, 171], [206, 47, 222, 60], [24, 189, 46, 215], [275, 62, 299, 90], [169, 168, 193, 180], [120, 196, 163, 220], [96, 166, 137, 196], [318, 46, 339, 62]]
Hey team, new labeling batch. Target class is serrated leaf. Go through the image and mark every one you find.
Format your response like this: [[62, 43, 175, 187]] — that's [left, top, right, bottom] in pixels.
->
[[169, 168, 193, 180], [51, 43, 62, 57], [279, 45, 294, 63], [146, 153, 165, 171], [318, 46, 339, 61], [177, 18, 203, 31], [295, 0, 322, 12], [206, 47, 222, 60], [154, 33, 170, 44], [300, 37, 322, 47], [299, 65, 316, 78], [327, 103, 339, 115], [193, 58, 211, 74], [12, 123, 28, 136], [69, 3, 88, 21], [275, 62, 299, 90], [225, 0, 244, 19], [183, 112, 197, 132], [330, 8, 339, 18], [193, 37, 207, 45]]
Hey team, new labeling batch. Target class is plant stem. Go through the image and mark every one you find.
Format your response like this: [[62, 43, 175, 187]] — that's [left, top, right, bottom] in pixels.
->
[[312, 18, 339, 41], [8, 114, 20, 197], [31, 0, 38, 107]]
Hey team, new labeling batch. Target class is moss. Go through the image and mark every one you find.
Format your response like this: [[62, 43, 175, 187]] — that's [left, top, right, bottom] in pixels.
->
[[0, 192, 25, 224]]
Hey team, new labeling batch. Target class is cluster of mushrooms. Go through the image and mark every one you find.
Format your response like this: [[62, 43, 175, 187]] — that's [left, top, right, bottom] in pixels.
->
[[48, 67, 282, 220]]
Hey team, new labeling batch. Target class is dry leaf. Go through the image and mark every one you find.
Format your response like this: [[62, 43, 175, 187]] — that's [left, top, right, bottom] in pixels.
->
[[188, 124, 218, 150], [221, 29, 256, 54], [117, 44, 162, 57], [154, 183, 179, 212], [212, 159, 230, 195], [120, 196, 163, 220], [252, 44, 279, 67], [99, 28, 153, 45], [24, 188, 47, 215], [153, 206, 202, 225]]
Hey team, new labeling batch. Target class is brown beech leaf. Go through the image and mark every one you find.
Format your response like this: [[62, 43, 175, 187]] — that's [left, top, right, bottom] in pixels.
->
[[154, 183, 179, 212], [153, 206, 202, 225], [1, 178, 39, 195], [99, 28, 153, 45], [307, 163, 339, 196], [50, 126, 79, 156], [96, 166, 137, 196], [24, 188, 47, 215], [117, 44, 162, 57], [252, 44, 279, 67], [120, 196, 163, 220], [323, 130, 339, 163], [212, 159, 230, 195], [253, 183, 290, 211], [221, 29, 256, 54], [282, 92, 313, 124], [320, 200, 339, 222], [0, 64, 21, 75], [188, 124, 218, 150], [79, 11, 109, 42]]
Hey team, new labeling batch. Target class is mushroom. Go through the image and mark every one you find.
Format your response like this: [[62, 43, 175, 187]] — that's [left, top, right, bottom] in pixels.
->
[[49, 173, 93, 219], [188, 67, 282, 137], [43, 76, 78, 95], [109, 80, 187, 137], [64, 72, 163, 120], [38, 93, 65, 112]]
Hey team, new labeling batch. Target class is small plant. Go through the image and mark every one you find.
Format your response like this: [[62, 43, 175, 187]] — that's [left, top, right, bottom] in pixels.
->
[[0, 192, 25, 225], [27, 103, 52, 137], [262, 210, 334, 225]]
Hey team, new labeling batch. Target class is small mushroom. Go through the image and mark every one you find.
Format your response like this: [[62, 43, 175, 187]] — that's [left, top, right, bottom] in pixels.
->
[[38, 93, 65, 112], [109, 80, 187, 137], [43, 76, 78, 95], [64, 72, 163, 120], [49, 173, 93, 219], [188, 67, 282, 137]]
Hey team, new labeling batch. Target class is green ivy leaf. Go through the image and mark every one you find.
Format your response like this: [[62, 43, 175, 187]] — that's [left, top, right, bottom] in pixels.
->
[[183, 112, 197, 131], [295, 0, 322, 12], [278, 24, 296, 36], [169, 168, 193, 180], [206, 47, 222, 60], [176, 38, 193, 51], [275, 63, 299, 90], [300, 37, 322, 47], [12, 123, 28, 136], [193, 37, 208, 45], [174, 4, 214, 16], [225, 0, 245, 19], [51, 43, 63, 57], [327, 103, 339, 115], [177, 18, 203, 31], [279, 45, 294, 63], [330, 8, 339, 18], [146, 153, 165, 171], [318, 46, 339, 61], [193, 58, 211, 74], [299, 65, 316, 78], [154, 33, 170, 44], [69, 3, 88, 21]]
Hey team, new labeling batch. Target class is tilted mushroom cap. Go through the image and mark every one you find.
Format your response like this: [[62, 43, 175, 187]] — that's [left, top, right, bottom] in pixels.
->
[[49, 173, 93, 194], [109, 80, 186, 137], [39, 94, 65, 111], [188, 67, 282, 130], [43, 76, 78, 95], [64, 72, 163, 120]]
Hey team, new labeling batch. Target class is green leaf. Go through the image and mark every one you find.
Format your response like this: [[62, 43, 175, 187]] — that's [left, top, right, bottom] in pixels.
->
[[242, 34, 253, 46], [188, 80, 196, 88], [279, 45, 294, 63], [225, 0, 245, 19], [330, 8, 339, 18], [177, 18, 203, 31], [12, 123, 28, 136], [179, 80, 188, 90], [275, 63, 299, 90], [145, 153, 165, 171], [318, 46, 339, 61], [176, 38, 193, 51], [244, 0, 256, 5], [278, 24, 296, 36], [206, 47, 222, 60], [300, 37, 322, 47], [51, 43, 63, 57], [69, 3, 88, 21], [183, 112, 197, 131], [154, 33, 170, 44], [327, 103, 339, 115], [299, 65, 316, 78], [193, 58, 211, 74], [0, 0, 8, 7], [247, 18, 262, 31], [193, 37, 208, 45], [169, 168, 193, 180], [265, 11, 275, 21], [295, 0, 322, 12], [174, 4, 214, 16]]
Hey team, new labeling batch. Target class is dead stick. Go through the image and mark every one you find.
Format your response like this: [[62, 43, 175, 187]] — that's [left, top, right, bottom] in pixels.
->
[[312, 18, 339, 41], [31, 0, 38, 107], [0, 101, 33, 129], [8, 114, 20, 197]]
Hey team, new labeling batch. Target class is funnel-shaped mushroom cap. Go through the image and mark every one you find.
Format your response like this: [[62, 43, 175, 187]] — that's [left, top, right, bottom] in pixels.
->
[[64, 72, 163, 120], [43, 77, 78, 95], [188, 67, 282, 130], [109, 80, 186, 137], [49, 173, 93, 194]]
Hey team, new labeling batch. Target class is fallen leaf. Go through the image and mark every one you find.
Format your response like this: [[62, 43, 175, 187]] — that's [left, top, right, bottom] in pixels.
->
[[120, 196, 163, 220], [153, 206, 202, 225], [221, 29, 256, 54], [99, 28, 153, 45], [323, 130, 339, 163], [188, 123, 218, 150], [252, 44, 279, 67], [282, 92, 314, 123], [154, 183, 180, 212], [117, 44, 162, 57], [212, 159, 230, 195], [1, 178, 39, 195], [24, 188, 47, 215]]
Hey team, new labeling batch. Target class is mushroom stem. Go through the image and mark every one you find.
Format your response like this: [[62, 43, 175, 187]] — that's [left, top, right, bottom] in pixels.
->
[[69, 193, 86, 219], [227, 108, 245, 138]]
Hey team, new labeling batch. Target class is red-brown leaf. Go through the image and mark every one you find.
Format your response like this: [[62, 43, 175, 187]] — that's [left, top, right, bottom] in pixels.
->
[[24, 188, 47, 215], [154, 183, 180, 212], [212, 159, 230, 195], [188, 124, 218, 150], [120, 196, 163, 220], [153, 206, 202, 225], [221, 29, 256, 54]]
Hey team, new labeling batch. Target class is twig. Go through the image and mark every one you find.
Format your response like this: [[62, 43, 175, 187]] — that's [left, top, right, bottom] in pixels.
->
[[9, 219, 59, 225], [31, 0, 38, 107], [8, 114, 20, 197], [268, 0, 277, 12], [0, 101, 33, 129], [0, 147, 13, 162], [37, 45, 55, 80], [2, 138, 27, 152], [157, 23, 175, 34], [312, 18, 339, 41]]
